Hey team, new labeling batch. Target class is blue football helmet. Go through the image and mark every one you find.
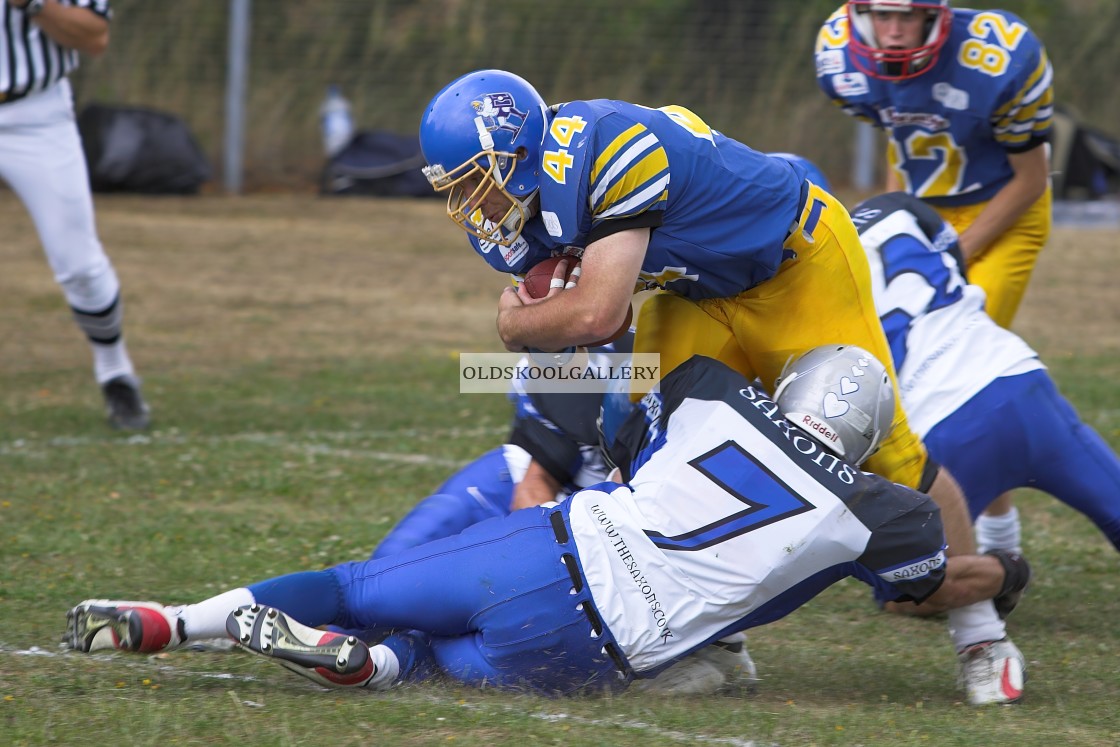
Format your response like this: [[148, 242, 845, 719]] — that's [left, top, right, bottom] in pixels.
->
[[769, 153, 832, 192], [419, 70, 550, 246], [847, 0, 952, 81], [772, 344, 895, 466]]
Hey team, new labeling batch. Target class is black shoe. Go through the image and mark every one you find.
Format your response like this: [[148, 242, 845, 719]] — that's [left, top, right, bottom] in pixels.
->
[[988, 549, 1031, 619], [101, 376, 151, 430]]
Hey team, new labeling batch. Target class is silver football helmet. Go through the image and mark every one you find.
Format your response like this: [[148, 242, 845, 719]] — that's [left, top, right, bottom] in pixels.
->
[[772, 344, 895, 466]]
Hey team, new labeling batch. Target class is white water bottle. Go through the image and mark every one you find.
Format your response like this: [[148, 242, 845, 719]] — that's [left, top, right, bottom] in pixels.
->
[[319, 85, 354, 157]]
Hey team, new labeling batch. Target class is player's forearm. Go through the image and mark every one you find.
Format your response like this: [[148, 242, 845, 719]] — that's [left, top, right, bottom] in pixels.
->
[[922, 554, 1005, 613], [926, 467, 976, 556], [498, 290, 593, 351], [26, 1, 110, 57], [957, 150, 1049, 262], [497, 285, 626, 352]]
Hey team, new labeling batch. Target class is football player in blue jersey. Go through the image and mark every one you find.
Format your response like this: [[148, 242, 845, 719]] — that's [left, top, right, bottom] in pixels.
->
[[818, 0, 1052, 543], [769, 153, 832, 193], [816, 1, 1052, 331], [414, 72, 999, 627], [65, 356, 1031, 705]]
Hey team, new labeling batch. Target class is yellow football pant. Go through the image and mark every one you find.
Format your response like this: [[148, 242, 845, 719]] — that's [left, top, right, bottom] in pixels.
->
[[635, 182, 928, 489], [933, 186, 1052, 329]]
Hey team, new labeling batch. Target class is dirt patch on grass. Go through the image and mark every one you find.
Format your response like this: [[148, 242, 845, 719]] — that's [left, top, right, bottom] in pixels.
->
[[1, 192, 1117, 378]]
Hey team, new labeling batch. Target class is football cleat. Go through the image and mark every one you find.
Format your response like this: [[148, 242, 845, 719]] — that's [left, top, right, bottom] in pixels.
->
[[632, 633, 760, 695], [227, 605, 391, 689], [65, 600, 181, 653], [957, 638, 1026, 705], [102, 375, 151, 431]]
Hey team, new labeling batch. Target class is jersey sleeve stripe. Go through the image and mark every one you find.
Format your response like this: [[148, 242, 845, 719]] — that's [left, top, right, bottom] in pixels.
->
[[991, 53, 1052, 121], [592, 132, 661, 201], [595, 148, 669, 218], [832, 98, 878, 126], [590, 123, 648, 185], [590, 131, 666, 208], [992, 56, 1053, 146], [75, 0, 113, 19], [596, 177, 670, 220]]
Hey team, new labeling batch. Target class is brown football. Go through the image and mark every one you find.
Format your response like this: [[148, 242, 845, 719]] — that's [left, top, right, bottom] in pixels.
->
[[521, 255, 580, 299]]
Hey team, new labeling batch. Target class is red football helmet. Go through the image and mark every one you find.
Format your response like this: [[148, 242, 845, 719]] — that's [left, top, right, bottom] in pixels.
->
[[846, 0, 952, 81]]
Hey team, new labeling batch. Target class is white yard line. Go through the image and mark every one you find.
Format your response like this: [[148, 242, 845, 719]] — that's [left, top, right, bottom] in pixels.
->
[[2, 643, 772, 747], [0, 426, 507, 469]]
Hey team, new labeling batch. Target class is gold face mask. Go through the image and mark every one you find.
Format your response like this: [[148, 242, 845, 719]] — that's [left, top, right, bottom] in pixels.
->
[[423, 148, 534, 247]]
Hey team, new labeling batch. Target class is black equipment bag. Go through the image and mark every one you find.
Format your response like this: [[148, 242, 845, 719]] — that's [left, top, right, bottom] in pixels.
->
[[77, 103, 211, 195], [320, 130, 436, 197]]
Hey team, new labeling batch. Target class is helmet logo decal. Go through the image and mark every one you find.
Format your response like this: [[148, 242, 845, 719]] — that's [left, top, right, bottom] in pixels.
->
[[773, 344, 893, 466], [823, 393, 851, 418], [471, 93, 528, 138]]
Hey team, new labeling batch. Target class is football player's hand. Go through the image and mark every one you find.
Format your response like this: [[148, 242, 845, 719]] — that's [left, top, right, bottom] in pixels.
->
[[522, 257, 579, 305], [510, 460, 564, 511]]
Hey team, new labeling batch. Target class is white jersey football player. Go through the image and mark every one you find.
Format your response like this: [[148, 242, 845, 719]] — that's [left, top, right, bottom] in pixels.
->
[[846, 191, 1120, 557], [65, 356, 1029, 704], [772, 343, 1029, 705]]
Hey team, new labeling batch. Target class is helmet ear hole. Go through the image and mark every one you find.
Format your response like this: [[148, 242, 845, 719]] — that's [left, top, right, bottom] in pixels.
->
[[515, 146, 529, 161]]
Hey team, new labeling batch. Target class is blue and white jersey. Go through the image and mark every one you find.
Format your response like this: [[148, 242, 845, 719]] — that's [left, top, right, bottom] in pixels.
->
[[850, 192, 1043, 436], [470, 100, 809, 300], [565, 356, 946, 671], [815, 7, 1053, 205]]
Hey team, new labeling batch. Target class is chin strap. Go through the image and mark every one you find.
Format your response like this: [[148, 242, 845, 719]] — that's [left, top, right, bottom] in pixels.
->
[[503, 189, 539, 232], [474, 116, 495, 150]]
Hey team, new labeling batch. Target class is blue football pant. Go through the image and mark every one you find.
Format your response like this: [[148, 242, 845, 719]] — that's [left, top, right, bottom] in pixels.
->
[[249, 506, 624, 694], [371, 446, 514, 560], [924, 369, 1120, 550]]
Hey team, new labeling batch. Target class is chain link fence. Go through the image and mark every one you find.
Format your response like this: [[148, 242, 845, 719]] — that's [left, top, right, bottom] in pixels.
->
[[71, 0, 1120, 191]]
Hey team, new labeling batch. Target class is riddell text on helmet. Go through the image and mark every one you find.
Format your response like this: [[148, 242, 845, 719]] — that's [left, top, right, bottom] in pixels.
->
[[800, 414, 840, 446], [738, 386, 859, 485]]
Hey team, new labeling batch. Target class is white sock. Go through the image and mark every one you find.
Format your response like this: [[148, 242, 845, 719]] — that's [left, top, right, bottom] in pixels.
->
[[974, 507, 1021, 554], [170, 588, 256, 643], [364, 644, 401, 690], [91, 339, 136, 385], [947, 601, 1007, 652]]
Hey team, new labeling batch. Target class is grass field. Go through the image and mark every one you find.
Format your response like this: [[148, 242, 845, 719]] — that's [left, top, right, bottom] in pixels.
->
[[2, 194, 1118, 746]]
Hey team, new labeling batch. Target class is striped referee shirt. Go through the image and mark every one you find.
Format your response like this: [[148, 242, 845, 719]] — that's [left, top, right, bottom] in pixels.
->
[[1, 0, 111, 101]]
